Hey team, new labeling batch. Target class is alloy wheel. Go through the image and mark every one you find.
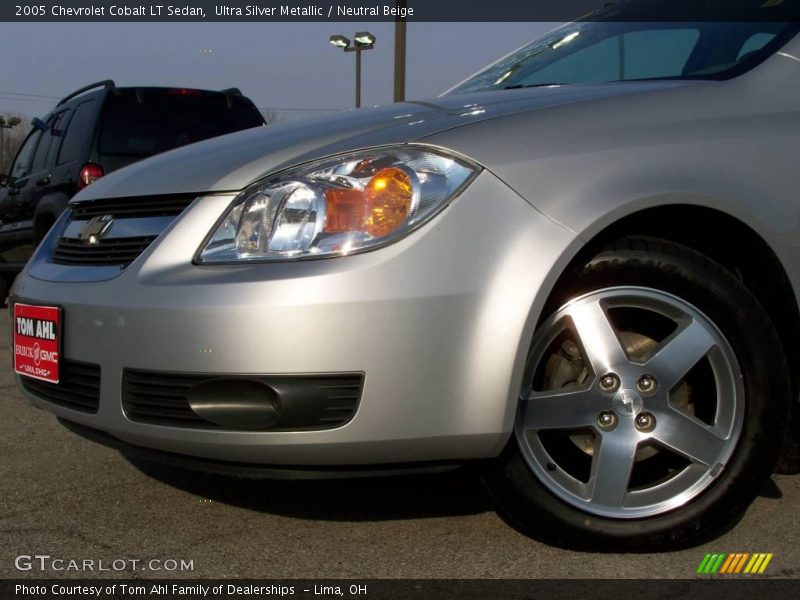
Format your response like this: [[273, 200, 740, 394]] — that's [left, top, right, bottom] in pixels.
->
[[516, 287, 744, 518]]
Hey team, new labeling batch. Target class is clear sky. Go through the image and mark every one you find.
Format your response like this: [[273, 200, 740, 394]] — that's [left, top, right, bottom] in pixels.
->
[[0, 22, 556, 121]]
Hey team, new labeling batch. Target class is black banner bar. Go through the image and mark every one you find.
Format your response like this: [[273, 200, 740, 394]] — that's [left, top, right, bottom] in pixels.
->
[[3, 580, 800, 600], [2, 0, 800, 22]]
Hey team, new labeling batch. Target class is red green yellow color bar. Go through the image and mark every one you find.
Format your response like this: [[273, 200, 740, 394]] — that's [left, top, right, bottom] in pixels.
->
[[697, 553, 774, 574]]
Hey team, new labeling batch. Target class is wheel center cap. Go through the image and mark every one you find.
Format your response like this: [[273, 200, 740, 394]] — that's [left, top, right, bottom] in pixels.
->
[[613, 388, 643, 415]]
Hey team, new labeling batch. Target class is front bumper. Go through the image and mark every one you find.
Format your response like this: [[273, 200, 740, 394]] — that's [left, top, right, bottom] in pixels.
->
[[12, 170, 577, 466]]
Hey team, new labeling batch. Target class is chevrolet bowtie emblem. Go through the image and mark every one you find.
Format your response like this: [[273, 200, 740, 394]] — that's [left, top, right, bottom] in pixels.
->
[[78, 214, 115, 246]]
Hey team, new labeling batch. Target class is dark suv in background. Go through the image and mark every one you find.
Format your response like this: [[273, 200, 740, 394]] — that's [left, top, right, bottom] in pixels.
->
[[0, 80, 265, 298]]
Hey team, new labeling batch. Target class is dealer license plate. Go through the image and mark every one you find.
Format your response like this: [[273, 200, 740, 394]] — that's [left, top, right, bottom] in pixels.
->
[[13, 302, 62, 384]]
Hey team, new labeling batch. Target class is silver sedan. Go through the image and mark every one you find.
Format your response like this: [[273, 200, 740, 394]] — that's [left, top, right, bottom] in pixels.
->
[[11, 15, 800, 550]]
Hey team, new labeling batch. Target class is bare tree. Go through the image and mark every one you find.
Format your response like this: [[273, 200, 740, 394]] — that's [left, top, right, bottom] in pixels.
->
[[260, 108, 278, 124], [0, 113, 31, 175]]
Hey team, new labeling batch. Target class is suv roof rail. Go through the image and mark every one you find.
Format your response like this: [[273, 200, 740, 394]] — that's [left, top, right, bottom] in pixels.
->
[[221, 87, 243, 96], [57, 80, 116, 107]]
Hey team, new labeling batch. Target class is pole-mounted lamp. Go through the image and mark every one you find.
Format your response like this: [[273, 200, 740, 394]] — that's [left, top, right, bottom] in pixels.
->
[[329, 32, 376, 109]]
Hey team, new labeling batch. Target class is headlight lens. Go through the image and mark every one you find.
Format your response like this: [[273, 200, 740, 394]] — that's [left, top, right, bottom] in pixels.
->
[[197, 147, 477, 263]]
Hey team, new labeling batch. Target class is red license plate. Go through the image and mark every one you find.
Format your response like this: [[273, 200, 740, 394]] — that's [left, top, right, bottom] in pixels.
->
[[13, 302, 62, 384]]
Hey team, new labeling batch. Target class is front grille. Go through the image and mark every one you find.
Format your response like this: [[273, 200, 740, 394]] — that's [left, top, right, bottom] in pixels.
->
[[122, 370, 362, 431], [52, 236, 157, 267], [20, 360, 101, 413], [71, 195, 196, 219], [52, 194, 197, 268]]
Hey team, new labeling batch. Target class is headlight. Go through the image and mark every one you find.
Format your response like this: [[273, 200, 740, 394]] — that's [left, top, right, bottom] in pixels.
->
[[197, 146, 477, 263]]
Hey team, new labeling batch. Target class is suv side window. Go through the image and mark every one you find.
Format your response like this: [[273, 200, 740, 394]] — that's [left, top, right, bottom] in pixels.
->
[[57, 101, 94, 165], [30, 115, 61, 174], [9, 130, 42, 182]]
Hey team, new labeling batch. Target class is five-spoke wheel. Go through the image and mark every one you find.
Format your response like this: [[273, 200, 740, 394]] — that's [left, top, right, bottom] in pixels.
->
[[517, 287, 743, 518], [483, 237, 790, 550]]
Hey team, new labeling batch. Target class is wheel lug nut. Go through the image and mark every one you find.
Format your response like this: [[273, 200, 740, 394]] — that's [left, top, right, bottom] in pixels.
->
[[599, 373, 620, 393], [636, 374, 657, 394], [597, 411, 618, 431], [635, 412, 656, 432]]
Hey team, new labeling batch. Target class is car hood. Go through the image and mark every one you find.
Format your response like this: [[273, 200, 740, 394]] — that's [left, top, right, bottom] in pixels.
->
[[76, 81, 694, 200]]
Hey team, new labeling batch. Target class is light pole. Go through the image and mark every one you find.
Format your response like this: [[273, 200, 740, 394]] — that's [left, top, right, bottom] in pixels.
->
[[329, 32, 376, 109], [0, 116, 22, 176], [394, 1, 407, 102]]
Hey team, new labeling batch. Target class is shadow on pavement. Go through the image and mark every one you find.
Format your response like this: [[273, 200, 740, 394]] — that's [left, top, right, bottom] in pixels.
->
[[126, 455, 493, 522]]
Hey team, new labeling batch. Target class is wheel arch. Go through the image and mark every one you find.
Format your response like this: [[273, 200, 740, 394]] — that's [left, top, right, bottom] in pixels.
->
[[528, 203, 800, 467], [33, 192, 70, 243]]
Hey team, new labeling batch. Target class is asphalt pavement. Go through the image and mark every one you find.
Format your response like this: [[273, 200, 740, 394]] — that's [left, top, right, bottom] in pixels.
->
[[1, 310, 798, 580]]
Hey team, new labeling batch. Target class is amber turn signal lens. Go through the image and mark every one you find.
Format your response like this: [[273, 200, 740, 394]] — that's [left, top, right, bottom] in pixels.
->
[[364, 167, 413, 237]]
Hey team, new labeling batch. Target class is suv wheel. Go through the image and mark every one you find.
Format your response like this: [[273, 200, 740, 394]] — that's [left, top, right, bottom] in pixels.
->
[[484, 237, 791, 550], [34, 215, 55, 244]]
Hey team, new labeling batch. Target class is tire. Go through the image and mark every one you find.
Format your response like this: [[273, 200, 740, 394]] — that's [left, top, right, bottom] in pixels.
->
[[483, 236, 791, 551], [33, 214, 55, 244]]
